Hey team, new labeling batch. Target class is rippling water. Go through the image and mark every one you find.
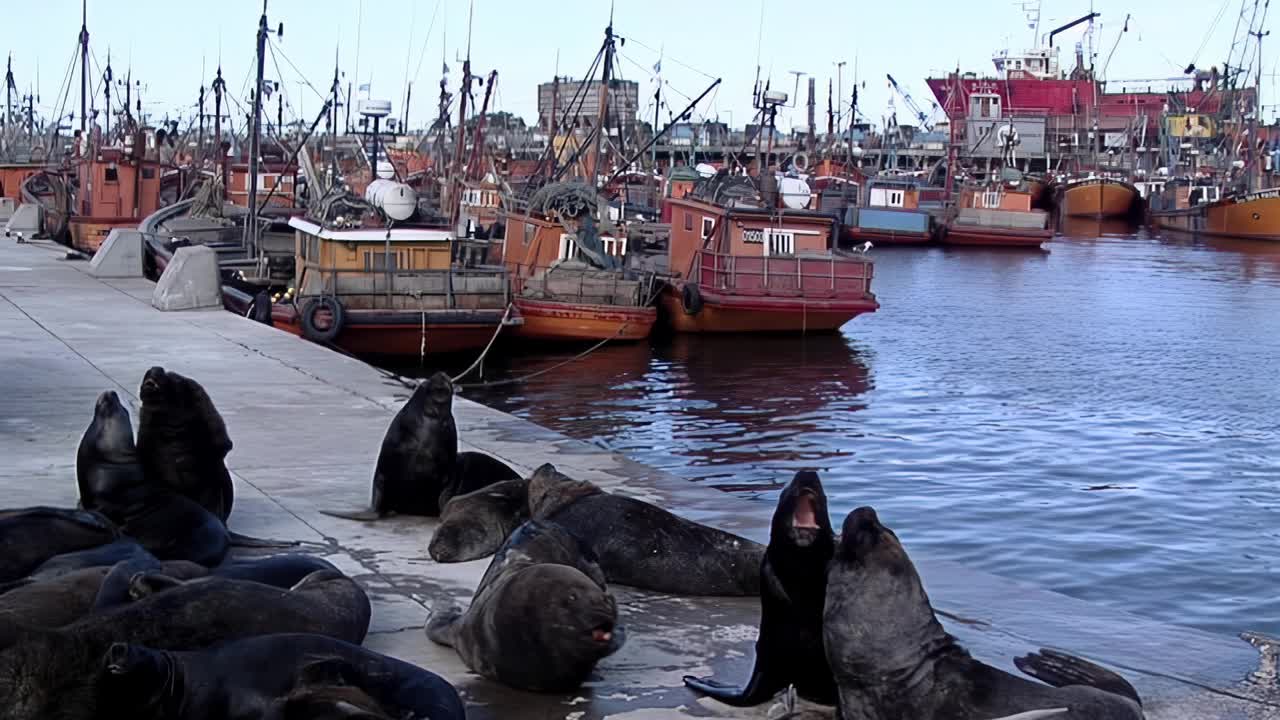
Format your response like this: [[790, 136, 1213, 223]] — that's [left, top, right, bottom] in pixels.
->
[[419, 223, 1280, 636]]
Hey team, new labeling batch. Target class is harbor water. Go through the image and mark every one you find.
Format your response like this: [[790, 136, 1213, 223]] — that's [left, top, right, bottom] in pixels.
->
[[422, 223, 1280, 638]]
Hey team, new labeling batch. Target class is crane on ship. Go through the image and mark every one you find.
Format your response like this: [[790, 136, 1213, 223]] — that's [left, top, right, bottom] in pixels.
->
[[885, 74, 939, 130]]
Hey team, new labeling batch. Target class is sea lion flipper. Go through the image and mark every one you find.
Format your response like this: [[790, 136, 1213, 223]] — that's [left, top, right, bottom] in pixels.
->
[[227, 531, 300, 548], [683, 666, 783, 707], [1013, 649, 1142, 705], [425, 605, 464, 648], [319, 508, 387, 522]]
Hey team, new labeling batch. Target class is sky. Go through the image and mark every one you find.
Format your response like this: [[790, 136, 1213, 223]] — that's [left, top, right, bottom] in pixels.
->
[[3, 0, 1271, 137]]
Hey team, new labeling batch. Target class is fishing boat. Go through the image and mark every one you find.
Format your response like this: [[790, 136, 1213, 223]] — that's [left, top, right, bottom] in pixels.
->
[[843, 176, 936, 245], [241, 176, 516, 359], [1149, 180, 1280, 240], [502, 183, 657, 343], [1058, 176, 1139, 219], [660, 170, 878, 333], [942, 181, 1052, 248]]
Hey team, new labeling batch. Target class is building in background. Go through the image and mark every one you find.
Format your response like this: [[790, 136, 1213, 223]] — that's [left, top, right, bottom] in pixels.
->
[[537, 78, 640, 135]]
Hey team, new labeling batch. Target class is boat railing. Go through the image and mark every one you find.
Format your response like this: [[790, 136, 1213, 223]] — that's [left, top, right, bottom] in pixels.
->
[[296, 261, 511, 311], [692, 249, 873, 298], [508, 261, 656, 308]]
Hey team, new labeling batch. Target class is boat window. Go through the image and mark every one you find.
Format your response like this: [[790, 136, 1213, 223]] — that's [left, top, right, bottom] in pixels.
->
[[764, 230, 795, 256], [104, 167, 119, 183], [602, 236, 627, 256], [558, 233, 577, 261], [981, 191, 1001, 209], [142, 167, 156, 180], [684, 212, 693, 231], [364, 251, 398, 272], [701, 217, 715, 240], [523, 222, 534, 246]]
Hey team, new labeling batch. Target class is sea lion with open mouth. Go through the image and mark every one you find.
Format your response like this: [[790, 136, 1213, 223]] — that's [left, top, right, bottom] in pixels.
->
[[526, 464, 764, 596], [99, 633, 465, 720], [427, 520, 624, 692], [136, 367, 235, 523], [78, 390, 230, 567], [823, 507, 1144, 720], [428, 478, 530, 563], [322, 372, 458, 521], [0, 571, 372, 720], [685, 470, 836, 706]]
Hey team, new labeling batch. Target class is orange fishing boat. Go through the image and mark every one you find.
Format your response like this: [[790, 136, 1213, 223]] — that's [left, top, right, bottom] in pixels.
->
[[502, 184, 657, 343], [65, 131, 163, 254], [1150, 181, 1280, 240], [943, 183, 1052, 248], [1059, 176, 1139, 219], [661, 174, 878, 334]]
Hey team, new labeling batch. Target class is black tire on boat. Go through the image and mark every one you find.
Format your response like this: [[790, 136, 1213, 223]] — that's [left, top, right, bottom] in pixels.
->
[[681, 283, 704, 316], [301, 296, 344, 343]]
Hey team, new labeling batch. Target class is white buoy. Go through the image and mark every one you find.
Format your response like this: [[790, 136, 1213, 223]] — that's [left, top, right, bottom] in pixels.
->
[[365, 179, 418, 221]]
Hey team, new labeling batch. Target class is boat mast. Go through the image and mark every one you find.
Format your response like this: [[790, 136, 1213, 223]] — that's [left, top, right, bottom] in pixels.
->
[[213, 65, 226, 199], [590, 18, 616, 188], [1249, 23, 1268, 191], [244, 0, 270, 255], [4, 55, 13, 142], [448, 2, 474, 228], [102, 51, 111, 141], [79, 0, 88, 136]]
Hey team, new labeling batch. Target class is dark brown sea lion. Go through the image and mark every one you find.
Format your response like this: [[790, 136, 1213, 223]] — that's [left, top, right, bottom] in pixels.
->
[[322, 372, 458, 521], [527, 464, 764, 596], [77, 390, 229, 566], [428, 478, 530, 562], [0, 571, 372, 720], [438, 451, 522, 508], [685, 470, 836, 706], [136, 367, 235, 522], [823, 507, 1144, 720], [0, 507, 117, 583], [100, 633, 465, 720], [427, 520, 623, 692]]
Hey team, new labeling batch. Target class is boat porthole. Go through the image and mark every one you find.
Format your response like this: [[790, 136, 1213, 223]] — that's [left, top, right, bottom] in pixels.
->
[[1253, 212, 1262, 221]]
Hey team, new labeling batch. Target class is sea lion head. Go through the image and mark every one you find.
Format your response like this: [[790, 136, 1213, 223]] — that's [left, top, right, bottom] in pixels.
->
[[138, 367, 171, 404], [526, 564, 624, 687], [826, 508, 957, 692], [81, 391, 136, 465], [412, 372, 455, 418], [428, 480, 529, 562], [138, 367, 232, 455], [527, 464, 601, 519], [101, 642, 172, 712], [773, 470, 832, 547]]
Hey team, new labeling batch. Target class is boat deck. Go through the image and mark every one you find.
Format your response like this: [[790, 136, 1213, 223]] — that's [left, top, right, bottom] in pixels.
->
[[0, 236, 1271, 719]]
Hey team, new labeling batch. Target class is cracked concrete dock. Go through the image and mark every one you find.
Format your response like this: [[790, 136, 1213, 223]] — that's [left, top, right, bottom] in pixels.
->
[[1, 235, 1277, 719]]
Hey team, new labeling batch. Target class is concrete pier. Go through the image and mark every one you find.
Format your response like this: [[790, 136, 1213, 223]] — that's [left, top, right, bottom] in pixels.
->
[[0, 235, 1273, 719]]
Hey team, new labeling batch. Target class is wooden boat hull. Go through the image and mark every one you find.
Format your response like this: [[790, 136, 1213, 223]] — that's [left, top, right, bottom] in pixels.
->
[[272, 306, 508, 357], [660, 286, 878, 334], [942, 225, 1051, 248], [844, 225, 933, 246], [1061, 180, 1138, 219], [71, 216, 140, 254], [514, 298, 655, 342], [1151, 193, 1280, 241]]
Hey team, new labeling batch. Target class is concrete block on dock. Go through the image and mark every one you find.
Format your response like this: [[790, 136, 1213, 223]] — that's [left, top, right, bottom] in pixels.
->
[[151, 244, 222, 311], [0, 198, 15, 223], [88, 229, 144, 278], [3, 203, 41, 238]]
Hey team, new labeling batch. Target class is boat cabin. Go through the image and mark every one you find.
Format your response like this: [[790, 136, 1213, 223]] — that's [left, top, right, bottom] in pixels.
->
[[69, 134, 164, 252], [865, 178, 922, 209], [228, 160, 297, 209]]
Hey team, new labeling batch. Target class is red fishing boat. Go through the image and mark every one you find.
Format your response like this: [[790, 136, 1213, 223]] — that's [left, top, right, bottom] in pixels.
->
[[943, 183, 1052, 248], [661, 172, 877, 333]]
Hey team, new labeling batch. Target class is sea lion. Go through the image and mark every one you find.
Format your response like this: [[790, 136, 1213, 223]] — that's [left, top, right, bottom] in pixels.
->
[[428, 478, 530, 562], [26, 539, 151, 581], [100, 633, 465, 720], [0, 507, 118, 582], [136, 366, 235, 522], [77, 390, 230, 566], [438, 451, 522, 508], [528, 464, 764, 596], [0, 572, 373, 720], [427, 520, 624, 692], [685, 470, 836, 706], [322, 372, 458, 521], [823, 507, 1144, 720]]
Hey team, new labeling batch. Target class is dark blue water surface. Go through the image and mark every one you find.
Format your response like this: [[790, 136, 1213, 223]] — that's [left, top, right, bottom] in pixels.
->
[[457, 224, 1280, 636]]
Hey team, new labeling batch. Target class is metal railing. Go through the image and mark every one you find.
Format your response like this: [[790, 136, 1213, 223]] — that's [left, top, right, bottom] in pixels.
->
[[692, 249, 873, 298], [296, 261, 511, 311]]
